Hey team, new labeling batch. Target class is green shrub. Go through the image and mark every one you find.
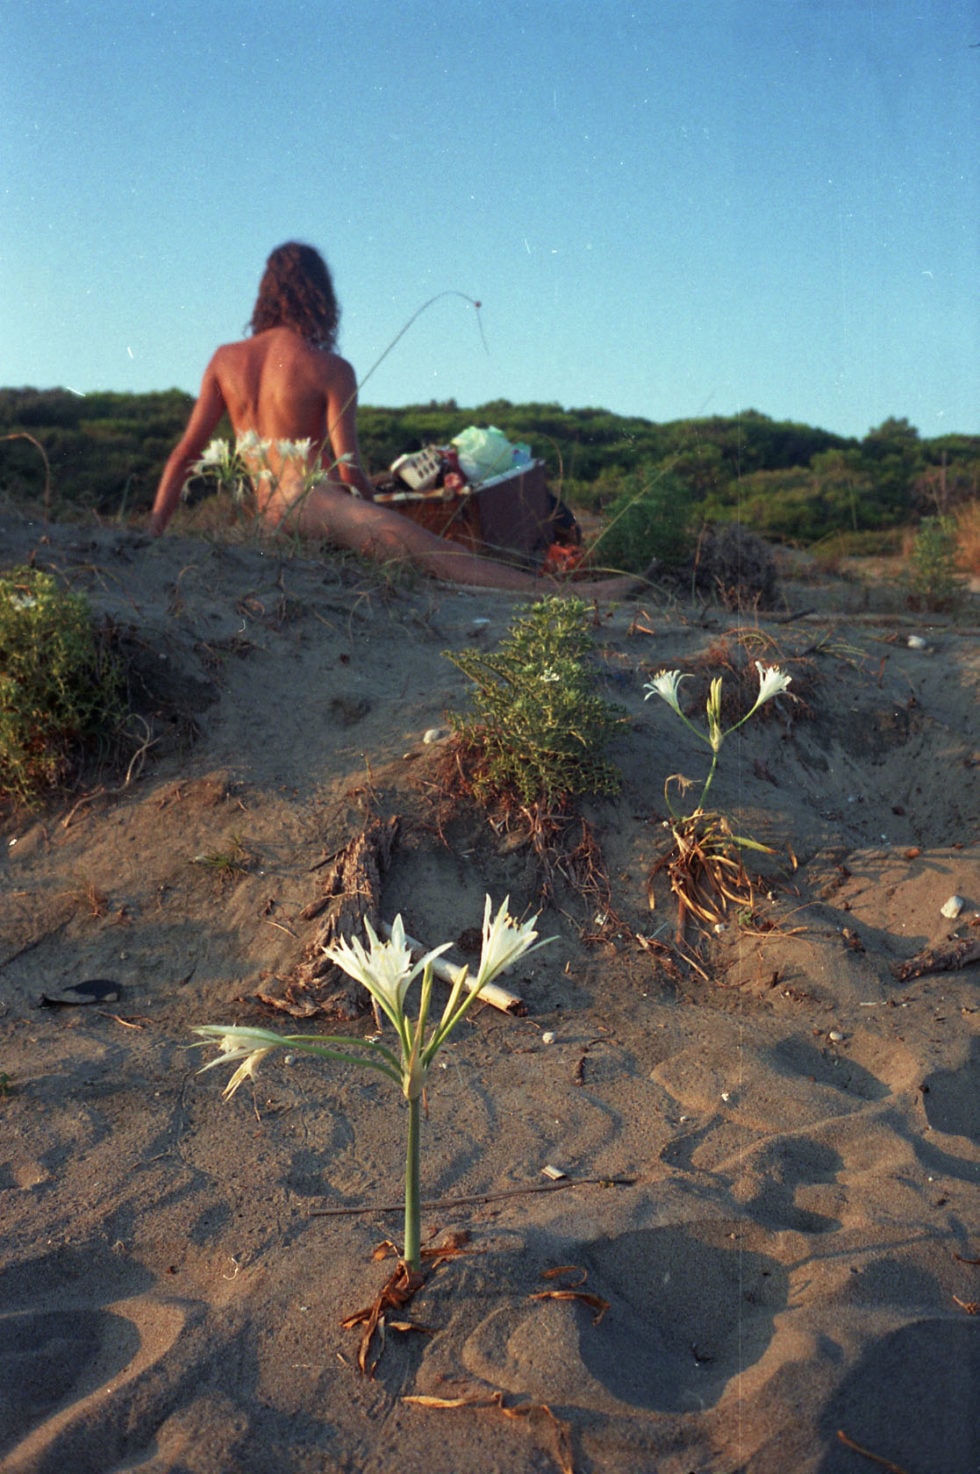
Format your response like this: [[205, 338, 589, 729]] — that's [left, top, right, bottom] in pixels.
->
[[0, 567, 126, 801], [906, 516, 966, 612], [590, 468, 693, 574], [444, 597, 626, 807]]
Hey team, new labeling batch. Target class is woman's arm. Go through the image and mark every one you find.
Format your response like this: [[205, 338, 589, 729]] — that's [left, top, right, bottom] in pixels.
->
[[149, 361, 227, 535], [324, 357, 376, 500]]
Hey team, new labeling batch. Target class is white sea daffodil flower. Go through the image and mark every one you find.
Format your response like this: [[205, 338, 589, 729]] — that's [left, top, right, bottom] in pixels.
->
[[323, 914, 452, 1029], [474, 895, 547, 989], [196, 438, 232, 470], [235, 430, 264, 456], [196, 1025, 280, 1099], [194, 899, 552, 1275], [278, 437, 313, 461], [751, 661, 792, 710], [644, 669, 707, 747], [644, 669, 689, 717], [725, 662, 793, 737], [646, 659, 794, 819]]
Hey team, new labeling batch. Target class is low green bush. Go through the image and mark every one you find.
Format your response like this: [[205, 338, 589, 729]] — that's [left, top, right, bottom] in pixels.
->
[[444, 597, 625, 807], [906, 516, 967, 612], [0, 566, 126, 802], [589, 468, 693, 574]]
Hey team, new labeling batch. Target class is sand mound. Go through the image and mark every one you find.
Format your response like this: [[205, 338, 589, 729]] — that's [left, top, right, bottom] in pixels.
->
[[1, 511, 977, 1473]]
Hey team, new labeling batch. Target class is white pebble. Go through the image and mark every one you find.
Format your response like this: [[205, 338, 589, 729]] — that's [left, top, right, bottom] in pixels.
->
[[940, 895, 964, 919], [541, 1030, 556, 1045], [828, 1030, 844, 1043], [422, 727, 448, 745], [907, 635, 927, 650]]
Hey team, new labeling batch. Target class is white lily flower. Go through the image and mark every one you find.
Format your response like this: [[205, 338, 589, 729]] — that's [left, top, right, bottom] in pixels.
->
[[194, 1025, 281, 1098], [278, 437, 313, 461], [222, 1047, 274, 1099], [235, 430, 264, 455], [196, 1025, 278, 1061], [474, 895, 545, 988], [752, 662, 792, 708], [197, 438, 231, 469], [643, 669, 688, 716], [323, 914, 450, 1019]]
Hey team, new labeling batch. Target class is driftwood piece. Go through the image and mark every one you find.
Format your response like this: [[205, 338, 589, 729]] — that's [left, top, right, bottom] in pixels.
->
[[255, 815, 399, 1018], [892, 935, 980, 983], [389, 924, 527, 1016]]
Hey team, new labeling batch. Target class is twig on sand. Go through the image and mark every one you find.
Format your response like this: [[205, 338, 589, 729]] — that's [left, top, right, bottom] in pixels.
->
[[836, 1429, 910, 1473], [309, 1174, 636, 1217], [404, 1386, 575, 1474]]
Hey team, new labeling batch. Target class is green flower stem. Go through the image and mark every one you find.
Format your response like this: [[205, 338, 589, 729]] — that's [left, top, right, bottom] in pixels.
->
[[404, 1091, 422, 1271], [697, 749, 721, 812], [425, 976, 485, 1062]]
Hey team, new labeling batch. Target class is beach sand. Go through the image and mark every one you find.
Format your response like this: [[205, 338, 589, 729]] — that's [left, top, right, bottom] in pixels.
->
[[1, 509, 977, 1474]]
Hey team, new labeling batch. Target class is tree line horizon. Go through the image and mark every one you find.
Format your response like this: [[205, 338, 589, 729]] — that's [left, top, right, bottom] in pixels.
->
[[1, 386, 977, 550]]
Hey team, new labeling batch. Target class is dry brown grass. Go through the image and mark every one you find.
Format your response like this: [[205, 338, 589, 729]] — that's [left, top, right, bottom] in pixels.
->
[[953, 499, 980, 576]]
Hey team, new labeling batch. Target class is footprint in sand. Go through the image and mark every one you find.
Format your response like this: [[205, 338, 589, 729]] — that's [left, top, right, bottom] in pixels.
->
[[816, 1319, 980, 1474], [463, 1221, 787, 1416], [0, 1307, 140, 1451], [920, 1035, 980, 1144], [731, 1136, 845, 1235], [0, 1248, 185, 1474]]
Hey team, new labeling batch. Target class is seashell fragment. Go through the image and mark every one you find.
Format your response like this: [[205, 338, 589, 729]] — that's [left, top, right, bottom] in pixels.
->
[[940, 895, 964, 920]]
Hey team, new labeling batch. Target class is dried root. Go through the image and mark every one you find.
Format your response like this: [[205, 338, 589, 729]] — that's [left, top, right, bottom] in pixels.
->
[[647, 809, 770, 943]]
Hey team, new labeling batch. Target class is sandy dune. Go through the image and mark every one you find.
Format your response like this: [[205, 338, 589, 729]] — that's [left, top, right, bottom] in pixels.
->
[[1, 510, 977, 1473]]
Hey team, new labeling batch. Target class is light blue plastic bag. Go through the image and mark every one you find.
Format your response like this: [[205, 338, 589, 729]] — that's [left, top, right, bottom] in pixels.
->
[[451, 425, 530, 483]]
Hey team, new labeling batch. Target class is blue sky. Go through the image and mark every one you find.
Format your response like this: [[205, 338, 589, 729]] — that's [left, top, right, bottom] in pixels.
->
[[2, 0, 978, 441]]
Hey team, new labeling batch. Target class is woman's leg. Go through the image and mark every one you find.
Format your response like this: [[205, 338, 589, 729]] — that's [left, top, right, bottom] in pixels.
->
[[265, 481, 644, 597]]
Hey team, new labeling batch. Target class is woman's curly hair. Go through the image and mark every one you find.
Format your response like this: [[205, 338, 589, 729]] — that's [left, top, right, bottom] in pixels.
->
[[249, 242, 340, 350]]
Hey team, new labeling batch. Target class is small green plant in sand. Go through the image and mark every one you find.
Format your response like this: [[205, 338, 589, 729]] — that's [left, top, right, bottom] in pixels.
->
[[0, 566, 126, 802], [906, 515, 966, 612], [191, 831, 256, 880], [644, 663, 793, 938], [444, 597, 626, 809], [194, 898, 549, 1280]]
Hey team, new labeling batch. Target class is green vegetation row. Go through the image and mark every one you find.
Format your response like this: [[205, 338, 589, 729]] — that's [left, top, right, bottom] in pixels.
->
[[1, 386, 977, 550]]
